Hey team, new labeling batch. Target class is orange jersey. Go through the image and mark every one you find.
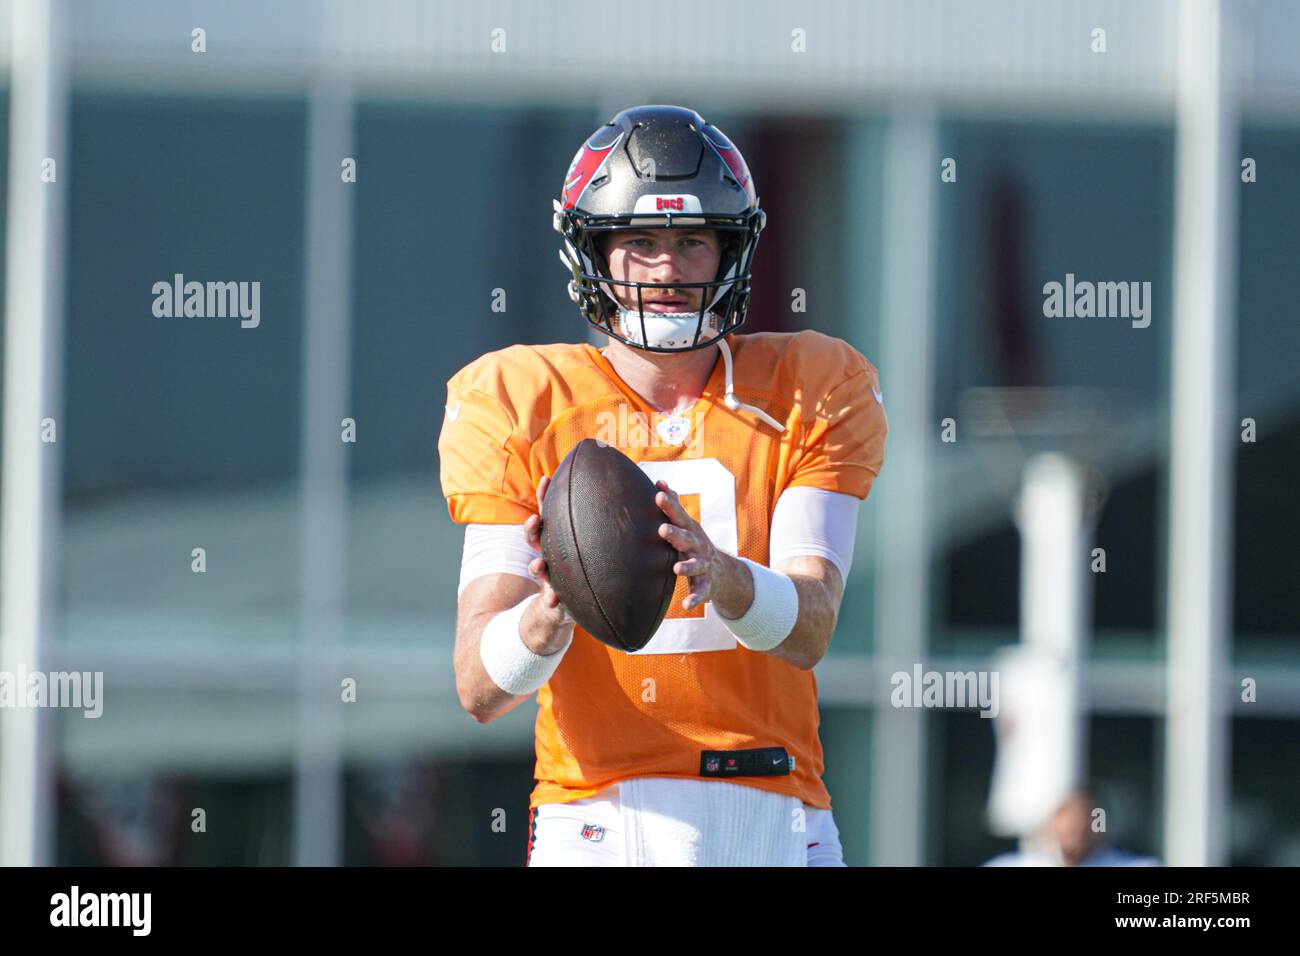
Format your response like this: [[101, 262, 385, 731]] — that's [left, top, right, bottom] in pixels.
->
[[438, 330, 887, 810]]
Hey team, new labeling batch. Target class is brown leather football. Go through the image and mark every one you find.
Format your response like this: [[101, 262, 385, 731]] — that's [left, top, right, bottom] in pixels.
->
[[540, 438, 678, 652]]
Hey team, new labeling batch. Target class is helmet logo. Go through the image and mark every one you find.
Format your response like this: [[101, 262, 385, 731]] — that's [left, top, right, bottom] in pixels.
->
[[633, 194, 701, 214], [703, 133, 755, 202], [561, 133, 623, 210]]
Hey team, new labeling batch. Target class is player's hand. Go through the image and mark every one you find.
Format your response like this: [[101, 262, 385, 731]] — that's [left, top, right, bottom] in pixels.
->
[[654, 479, 746, 614], [523, 475, 576, 633]]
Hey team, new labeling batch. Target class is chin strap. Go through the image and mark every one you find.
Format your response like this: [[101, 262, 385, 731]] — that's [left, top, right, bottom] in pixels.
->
[[716, 337, 786, 433]]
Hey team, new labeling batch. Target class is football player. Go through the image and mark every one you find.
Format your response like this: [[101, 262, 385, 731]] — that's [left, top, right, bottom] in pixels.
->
[[439, 105, 887, 866]]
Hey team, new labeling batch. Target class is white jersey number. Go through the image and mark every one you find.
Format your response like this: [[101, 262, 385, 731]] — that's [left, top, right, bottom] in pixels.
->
[[632, 458, 740, 654]]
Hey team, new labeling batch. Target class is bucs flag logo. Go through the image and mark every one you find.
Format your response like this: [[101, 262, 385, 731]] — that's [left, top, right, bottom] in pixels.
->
[[561, 130, 624, 210]]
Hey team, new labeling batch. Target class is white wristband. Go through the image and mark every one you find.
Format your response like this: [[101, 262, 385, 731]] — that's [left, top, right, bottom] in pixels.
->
[[718, 557, 799, 651], [479, 595, 571, 696]]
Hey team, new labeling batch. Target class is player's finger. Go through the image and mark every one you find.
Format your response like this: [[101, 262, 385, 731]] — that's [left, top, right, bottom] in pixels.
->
[[673, 558, 706, 577], [542, 581, 565, 607], [523, 514, 542, 548], [654, 480, 690, 513], [535, 474, 551, 514], [658, 522, 696, 551], [543, 590, 574, 624], [683, 574, 710, 610], [655, 488, 694, 528]]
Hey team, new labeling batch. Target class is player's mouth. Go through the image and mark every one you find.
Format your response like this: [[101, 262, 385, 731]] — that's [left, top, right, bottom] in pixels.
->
[[641, 298, 692, 313]]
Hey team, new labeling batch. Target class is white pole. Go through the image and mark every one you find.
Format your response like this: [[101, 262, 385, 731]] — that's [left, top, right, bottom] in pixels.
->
[[1164, 0, 1239, 866], [870, 106, 936, 866], [0, 0, 69, 867], [293, 2, 355, 867]]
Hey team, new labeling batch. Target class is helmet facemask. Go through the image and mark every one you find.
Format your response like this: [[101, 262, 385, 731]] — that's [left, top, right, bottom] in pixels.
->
[[557, 210, 763, 354]]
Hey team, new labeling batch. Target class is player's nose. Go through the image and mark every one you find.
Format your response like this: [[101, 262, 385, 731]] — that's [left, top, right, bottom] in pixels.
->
[[645, 252, 684, 284]]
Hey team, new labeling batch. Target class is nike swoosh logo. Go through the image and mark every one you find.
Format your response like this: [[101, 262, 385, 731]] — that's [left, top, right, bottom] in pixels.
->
[[445, 403, 460, 421], [871, 385, 884, 405]]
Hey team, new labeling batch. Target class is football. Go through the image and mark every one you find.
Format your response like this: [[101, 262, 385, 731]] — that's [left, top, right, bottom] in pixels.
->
[[540, 438, 678, 652]]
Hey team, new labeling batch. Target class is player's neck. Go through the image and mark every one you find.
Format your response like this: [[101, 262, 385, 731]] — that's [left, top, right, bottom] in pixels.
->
[[601, 340, 720, 416]]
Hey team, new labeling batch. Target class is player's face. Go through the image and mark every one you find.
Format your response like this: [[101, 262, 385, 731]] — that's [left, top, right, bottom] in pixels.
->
[[1049, 793, 1095, 866], [601, 229, 722, 314]]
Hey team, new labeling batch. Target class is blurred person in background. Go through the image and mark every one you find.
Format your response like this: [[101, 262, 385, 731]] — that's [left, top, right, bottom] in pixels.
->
[[984, 787, 1161, 867]]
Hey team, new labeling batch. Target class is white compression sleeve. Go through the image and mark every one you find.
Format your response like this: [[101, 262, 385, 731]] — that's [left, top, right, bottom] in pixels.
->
[[768, 486, 861, 582], [458, 522, 536, 597]]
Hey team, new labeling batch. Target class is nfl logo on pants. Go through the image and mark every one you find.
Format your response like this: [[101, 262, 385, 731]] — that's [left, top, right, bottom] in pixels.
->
[[581, 823, 605, 842]]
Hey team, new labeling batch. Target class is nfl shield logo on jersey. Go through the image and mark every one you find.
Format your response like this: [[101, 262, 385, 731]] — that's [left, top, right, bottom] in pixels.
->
[[705, 756, 720, 772], [580, 823, 605, 842], [655, 414, 693, 446]]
